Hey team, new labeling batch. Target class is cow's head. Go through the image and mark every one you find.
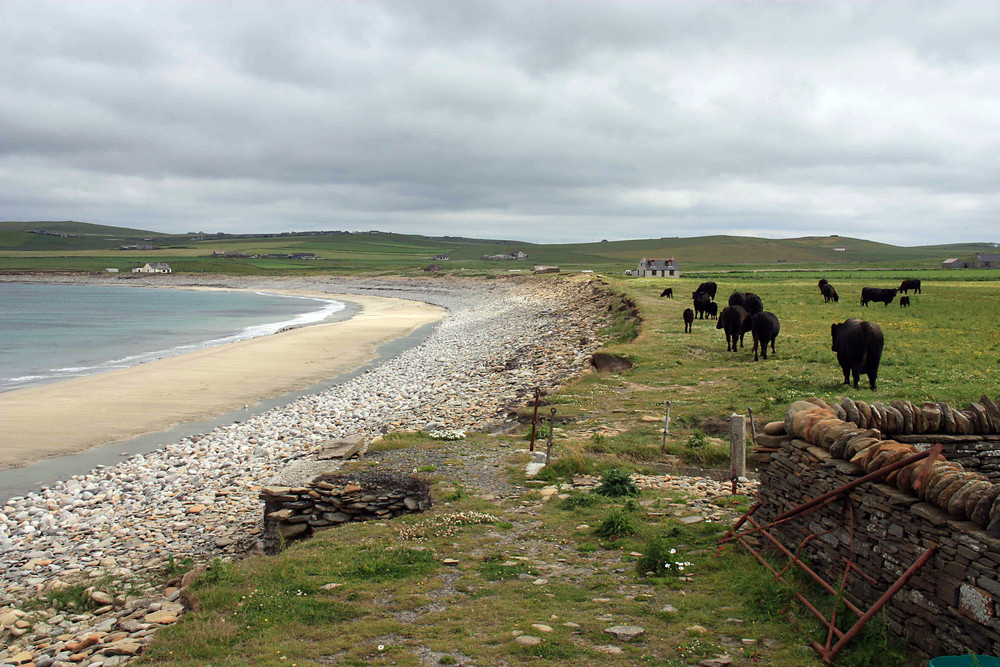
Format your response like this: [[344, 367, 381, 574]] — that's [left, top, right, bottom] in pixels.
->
[[831, 323, 842, 351]]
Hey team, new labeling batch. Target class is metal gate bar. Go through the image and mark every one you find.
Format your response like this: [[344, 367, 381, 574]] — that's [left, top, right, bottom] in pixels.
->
[[719, 443, 942, 664]]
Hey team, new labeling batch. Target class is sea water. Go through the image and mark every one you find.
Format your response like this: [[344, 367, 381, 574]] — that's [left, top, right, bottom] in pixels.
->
[[0, 283, 345, 392]]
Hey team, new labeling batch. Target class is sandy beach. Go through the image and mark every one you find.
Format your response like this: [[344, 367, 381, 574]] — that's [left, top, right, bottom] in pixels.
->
[[0, 291, 444, 470]]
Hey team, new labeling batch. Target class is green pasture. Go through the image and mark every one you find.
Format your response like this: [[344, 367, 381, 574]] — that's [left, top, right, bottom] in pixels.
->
[[534, 274, 1000, 479]]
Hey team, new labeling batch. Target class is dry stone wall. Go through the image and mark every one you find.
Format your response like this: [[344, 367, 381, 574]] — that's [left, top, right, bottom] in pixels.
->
[[752, 394, 1000, 658], [260, 471, 430, 554]]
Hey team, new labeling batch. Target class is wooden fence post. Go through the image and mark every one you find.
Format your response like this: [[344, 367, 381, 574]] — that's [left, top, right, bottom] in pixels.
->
[[730, 413, 747, 479], [660, 401, 671, 454]]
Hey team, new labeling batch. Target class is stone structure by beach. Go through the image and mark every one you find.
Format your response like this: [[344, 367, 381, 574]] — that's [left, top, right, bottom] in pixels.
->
[[0, 275, 617, 665]]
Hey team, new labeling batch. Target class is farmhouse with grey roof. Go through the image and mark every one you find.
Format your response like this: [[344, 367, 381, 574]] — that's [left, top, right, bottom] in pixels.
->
[[635, 257, 679, 278]]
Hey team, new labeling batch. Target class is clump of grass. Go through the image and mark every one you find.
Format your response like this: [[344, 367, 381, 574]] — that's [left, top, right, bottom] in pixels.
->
[[594, 507, 637, 539], [417, 464, 437, 473], [595, 468, 639, 497], [535, 453, 598, 481], [40, 583, 91, 612], [636, 532, 692, 578], [341, 547, 437, 582], [560, 491, 604, 509], [477, 554, 533, 581]]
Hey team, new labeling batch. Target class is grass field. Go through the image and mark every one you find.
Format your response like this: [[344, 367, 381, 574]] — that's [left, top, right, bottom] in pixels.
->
[[2, 221, 997, 274]]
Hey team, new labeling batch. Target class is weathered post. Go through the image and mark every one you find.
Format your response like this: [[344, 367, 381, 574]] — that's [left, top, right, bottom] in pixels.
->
[[660, 400, 672, 454], [529, 388, 540, 452], [730, 413, 747, 492], [545, 407, 556, 463]]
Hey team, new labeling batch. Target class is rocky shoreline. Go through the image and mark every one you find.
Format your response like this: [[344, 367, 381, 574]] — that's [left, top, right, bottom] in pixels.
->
[[0, 275, 616, 667]]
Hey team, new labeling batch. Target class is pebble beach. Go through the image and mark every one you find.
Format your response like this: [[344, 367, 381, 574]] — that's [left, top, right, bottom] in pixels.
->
[[0, 274, 616, 665]]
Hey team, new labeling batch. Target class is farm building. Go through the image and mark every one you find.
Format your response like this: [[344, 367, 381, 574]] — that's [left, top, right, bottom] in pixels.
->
[[973, 253, 1000, 268], [942, 258, 967, 269], [131, 262, 172, 273], [433, 255, 449, 261], [533, 265, 560, 274], [635, 257, 679, 278]]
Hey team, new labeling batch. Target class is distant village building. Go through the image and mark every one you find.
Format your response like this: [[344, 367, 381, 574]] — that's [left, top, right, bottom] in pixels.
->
[[105, 268, 119, 273], [433, 255, 450, 261], [131, 262, 172, 273], [635, 257, 679, 278], [533, 265, 560, 274], [482, 250, 529, 261], [942, 258, 967, 269], [212, 250, 249, 258], [974, 253, 1000, 268], [833, 247, 847, 252], [290, 252, 317, 260], [120, 243, 154, 250]]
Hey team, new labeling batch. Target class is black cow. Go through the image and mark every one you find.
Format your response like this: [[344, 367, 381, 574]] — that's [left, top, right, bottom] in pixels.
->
[[728, 291, 746, 309], [660, 287, 673, 298], [696, 281, 718, 300], [831, 319, 884, 390], [860, 287, 897, 307], [900, 296, 910, 308], [717, 305, 748, 352], [818, 278, 829, 291], [683, 308, 694, 333], [706, 302, 718, 319], [821, 282, 839, 303], [751, 311, 780, 361], [693, 291, 712, 319], [899, 279, 921, 294], [744, 292, 763, 315]]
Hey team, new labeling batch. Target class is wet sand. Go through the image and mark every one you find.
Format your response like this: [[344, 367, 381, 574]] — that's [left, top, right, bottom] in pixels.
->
[[0, 292, 444, 471]]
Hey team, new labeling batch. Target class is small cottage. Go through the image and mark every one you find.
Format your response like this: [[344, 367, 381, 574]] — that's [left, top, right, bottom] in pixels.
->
[[433, 255, 450, 261], [942, 258, 966, 269], [635, 257, 679, 278], [131, 262, 172, 274], [974, 253, 1000, 268]]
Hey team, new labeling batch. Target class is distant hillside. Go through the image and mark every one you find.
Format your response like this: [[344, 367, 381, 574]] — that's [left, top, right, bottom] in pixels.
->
[[0, 222, 994, 273], [0, 220, 162, 236]]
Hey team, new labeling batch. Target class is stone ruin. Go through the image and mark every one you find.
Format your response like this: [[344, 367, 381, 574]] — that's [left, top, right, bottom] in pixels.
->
[[751, 394, 1000, 658], [260, 471, 431, 554]]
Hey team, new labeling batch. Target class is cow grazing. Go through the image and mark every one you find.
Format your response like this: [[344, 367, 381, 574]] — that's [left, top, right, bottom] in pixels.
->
[[751, 311, 780, 361], [683, 308, 694, 333], [899, 279, 921, 294], [706, 302, 718, 319], [696, 281, 718, 300], [717, 305, 748, 352], [860, 287, 897, 307], [744, 292, 763, 315], [900, 296, 910, 308], [821, 282, 839, 303], [660, 287, 673, 298], [693, 291, 712, 319], [728, 291, 747, 309], [831, 319, 884, 390]]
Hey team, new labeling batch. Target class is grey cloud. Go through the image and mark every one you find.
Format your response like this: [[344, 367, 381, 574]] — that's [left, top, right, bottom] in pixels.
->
[[0, 0, 998, 244]]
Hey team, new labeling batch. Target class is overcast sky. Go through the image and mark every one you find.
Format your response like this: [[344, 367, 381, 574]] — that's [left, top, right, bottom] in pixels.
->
[[1, 1, 998, 244]]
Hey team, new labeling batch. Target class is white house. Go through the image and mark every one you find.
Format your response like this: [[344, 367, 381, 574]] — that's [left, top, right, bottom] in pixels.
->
[[635, 257, 679, 278], [131, 262, 172, 273]]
